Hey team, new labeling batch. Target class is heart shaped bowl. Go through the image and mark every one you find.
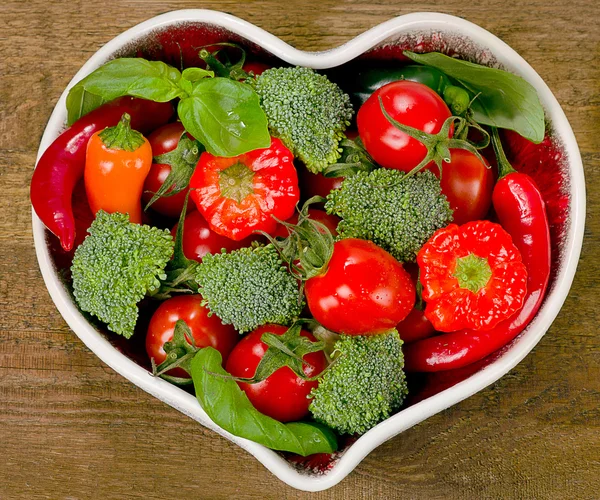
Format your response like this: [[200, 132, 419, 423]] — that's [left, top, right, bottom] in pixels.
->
[[32, 9, 585, 492]]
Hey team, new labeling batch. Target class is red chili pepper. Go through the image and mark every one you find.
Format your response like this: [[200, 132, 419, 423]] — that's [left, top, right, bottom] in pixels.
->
[[31, 97, 174, 251], [404, 129, 551, 372]]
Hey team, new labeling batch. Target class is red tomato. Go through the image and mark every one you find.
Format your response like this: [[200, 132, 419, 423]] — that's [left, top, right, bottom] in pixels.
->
[[305, 238, 415, 335], [146, 295, 238, 377], [190, 137, 300, 241], [143, 122, 191, 218], [273, 209, 339, 239], [243, 61, 270, 77], [396, 307, 436, 344], [357, 81, 452, 172], [171, 210, 256, 262], [298, 163, 344, 202], [225, 325, 326, 422], [440, 149, 494, 225]]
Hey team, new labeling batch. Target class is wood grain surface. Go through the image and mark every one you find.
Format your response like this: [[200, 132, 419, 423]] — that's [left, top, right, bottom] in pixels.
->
[[1, 0, 599, 498]]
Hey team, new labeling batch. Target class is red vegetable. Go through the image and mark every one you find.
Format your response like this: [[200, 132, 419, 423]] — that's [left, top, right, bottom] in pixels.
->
[[404, 130, 551, 372], [417, 220, 528, 332], [274, 209, 339, 239], [142, 122, 194, 218], [146, 295, 238, 377], [190, 137, 299, 241], [171, 210, 255, 262], [225, 324, 326, 422], [357, 80, 452, 172], [84, 113, 153, 224], [439, 149, 494, 225], [305, 238, 415, 335], [31, 97, 174, 251]]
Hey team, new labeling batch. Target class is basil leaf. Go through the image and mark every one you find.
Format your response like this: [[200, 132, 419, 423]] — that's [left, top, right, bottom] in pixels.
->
[[182, 67, 214, 82], [404, 51, 545, 143], [66, 86, 107, 126], [66, 58, 186, 123], [190, 347, 338, 456], [177, 77, 270, 157]]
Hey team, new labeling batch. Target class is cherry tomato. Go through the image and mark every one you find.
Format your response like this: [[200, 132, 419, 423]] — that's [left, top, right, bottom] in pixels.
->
[[396, 307, 436, 344], [273, 209, 339, 239], [146, 295, 238, 377], [298, 163, 344, 202], [142, 122, 191, 218], [243, 61, 270, 77], [305, 238, 415, 335], [225, 325, 326, 422], [440, 149, 494, 225], [357, 81, 452, 172], [171, 210, 256, 262], [190, 137, 300, 241]]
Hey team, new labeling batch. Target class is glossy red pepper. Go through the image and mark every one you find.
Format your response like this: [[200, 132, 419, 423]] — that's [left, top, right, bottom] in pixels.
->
[[31, 97, 174, 251], [404, 129, 551, 372]]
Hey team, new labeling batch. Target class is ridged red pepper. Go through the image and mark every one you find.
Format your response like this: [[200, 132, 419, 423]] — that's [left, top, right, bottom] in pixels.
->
[[404, 129, 551, 372], [31, 97, 174, 251]]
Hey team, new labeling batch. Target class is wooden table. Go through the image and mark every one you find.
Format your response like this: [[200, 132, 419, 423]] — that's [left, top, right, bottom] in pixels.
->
[[2, 0, 599, 498]]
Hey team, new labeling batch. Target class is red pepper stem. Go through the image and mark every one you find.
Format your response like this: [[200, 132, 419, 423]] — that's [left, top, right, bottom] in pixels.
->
[[98, 113, 145, 152], [491, 127, 517, 179]]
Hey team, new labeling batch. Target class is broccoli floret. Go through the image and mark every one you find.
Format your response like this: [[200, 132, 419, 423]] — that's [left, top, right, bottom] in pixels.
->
[[71, 211, 174, 338], [309, 330, 408, 435], [195, 244, 303, 333], [325, 169, 453, 262], [251, 66, 354, 173]]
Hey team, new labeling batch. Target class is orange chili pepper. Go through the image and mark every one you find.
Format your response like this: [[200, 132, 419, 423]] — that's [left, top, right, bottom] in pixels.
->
[[84, 113, 152, 224]]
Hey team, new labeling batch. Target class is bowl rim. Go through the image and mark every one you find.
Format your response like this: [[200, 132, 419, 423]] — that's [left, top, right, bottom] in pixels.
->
[[32, 9, 586, 492]]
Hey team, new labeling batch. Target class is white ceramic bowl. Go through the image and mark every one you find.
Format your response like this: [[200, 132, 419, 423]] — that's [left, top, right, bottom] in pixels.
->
[[32, 10, 585, 492]]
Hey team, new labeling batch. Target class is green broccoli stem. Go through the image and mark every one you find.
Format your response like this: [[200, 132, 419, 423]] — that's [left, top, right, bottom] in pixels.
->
[[98, 113, 145, 152], [377, 96, 488, 178]]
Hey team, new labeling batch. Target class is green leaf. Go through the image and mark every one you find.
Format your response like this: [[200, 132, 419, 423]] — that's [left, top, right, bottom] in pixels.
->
[[66, 86, 107, 126], [404, 51, 545, 143], [66, 58, 186, 123], [182, 67, 214, 82], [177, 77, 270, 157], [191, 347, 338, 456]]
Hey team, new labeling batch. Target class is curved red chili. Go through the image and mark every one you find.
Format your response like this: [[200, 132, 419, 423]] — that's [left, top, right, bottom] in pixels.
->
[[31, 97, 174, 251], [404, 129, 551, 372]]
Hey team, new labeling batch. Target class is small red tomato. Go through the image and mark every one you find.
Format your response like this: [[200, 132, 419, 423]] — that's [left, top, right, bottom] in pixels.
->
[[171, 210, 255, 262], [396, 307, 436, 344], [305, 238, 415, 335], [243, 61, 270, 77], [298, 163, 344, 202], [357, 81, 452, 172], [146, 295, 238, 377], [190, 137, 300, 241], [225, 325, 326, 422], [273, 209, 339, 239], [440, 149, 494, 225], [143, 122, 193, 218]]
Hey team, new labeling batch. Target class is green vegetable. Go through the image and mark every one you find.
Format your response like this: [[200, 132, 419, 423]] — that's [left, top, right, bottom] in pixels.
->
[[251, 66, 354, 173], [195, 244, 303, 333], [404, 51, 545, 143], [66, 58, 270, 157], [325, 169, 453, 262], [191, 347, 337, 456], [71, 211, 174, 338], [309, 330, 408, 435]]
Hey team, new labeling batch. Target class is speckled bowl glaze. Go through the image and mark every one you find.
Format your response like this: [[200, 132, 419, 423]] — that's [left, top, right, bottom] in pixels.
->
[[32, 10, 585, 492]]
